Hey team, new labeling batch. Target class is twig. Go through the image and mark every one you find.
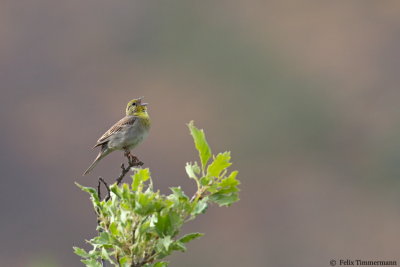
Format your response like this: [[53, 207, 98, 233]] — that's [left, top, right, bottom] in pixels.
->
[[116, 154, 143, 185], [97, 179, 102, 200], [190, 187, 208, 202], [99, 177, 111, 201]]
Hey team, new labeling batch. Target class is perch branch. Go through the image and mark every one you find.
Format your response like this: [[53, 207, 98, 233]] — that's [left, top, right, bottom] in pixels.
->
[[116, 153, 143, 185]]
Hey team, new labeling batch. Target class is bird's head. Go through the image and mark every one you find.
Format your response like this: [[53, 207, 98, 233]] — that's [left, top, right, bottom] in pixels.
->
[[126, 97, 148, 116]]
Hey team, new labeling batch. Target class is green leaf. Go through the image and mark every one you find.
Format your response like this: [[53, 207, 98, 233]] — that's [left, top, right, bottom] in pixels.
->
[[171, 241, 186, 252], [75, 183, 100, 203], [192, 198, 208, 215], [73, 246, 89, 258], [101, 247, 115, 264], [109, 222, 119, 236], [185, 162, 200, 180], [122, 183, 131, 200], [178, 232, 204, 243], [132, 168, 151, 191], [155, 212, 169, 236], [209, 192, 239, 206], [170, 187, 189, 201], [219, 171, 239, 188], [161, 236, 173, 250], [155, 210, 181, 237], [135, 192, 156, 215], [207, 152, 232, 178], [199, 177, 211, 186], [81, 258, 102, 267], [188, 121, 212, 171], [119, 256, 130, 267], [156, 236, 174, 258], [149, 214, 158, 227], [91, 232, 111, 245], [109, 183, 121, 198], [153, 262, 169, 267]]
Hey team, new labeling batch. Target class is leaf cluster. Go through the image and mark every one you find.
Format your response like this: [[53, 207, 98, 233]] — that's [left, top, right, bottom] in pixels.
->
[[74, 121, 240, 266]]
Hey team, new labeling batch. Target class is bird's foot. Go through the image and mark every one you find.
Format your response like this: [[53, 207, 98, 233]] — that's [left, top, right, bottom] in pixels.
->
[[129, 154, 143, 166], [124, 151, 144, 166]]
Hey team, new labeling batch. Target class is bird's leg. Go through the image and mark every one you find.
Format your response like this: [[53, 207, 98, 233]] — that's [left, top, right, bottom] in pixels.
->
[[129, 153, 143, 166], [124, 149, 143, 166], [124, 149, 133, 164], [124, 149, 131, 158]]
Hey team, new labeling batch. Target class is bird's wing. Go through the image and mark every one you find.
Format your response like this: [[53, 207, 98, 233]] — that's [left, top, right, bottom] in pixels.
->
[[93, 116, 137, 148]]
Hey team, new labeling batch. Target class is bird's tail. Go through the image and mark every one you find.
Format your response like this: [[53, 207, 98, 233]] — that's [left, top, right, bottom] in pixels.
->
[[83, 150, 108, 176]]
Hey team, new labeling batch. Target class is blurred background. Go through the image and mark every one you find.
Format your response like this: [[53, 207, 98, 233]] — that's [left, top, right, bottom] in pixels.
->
[[1, 1, 400, 266]]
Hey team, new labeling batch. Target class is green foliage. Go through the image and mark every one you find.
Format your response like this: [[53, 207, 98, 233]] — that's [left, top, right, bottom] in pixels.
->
[[188, 121, 211, 172], [74, 121, 240, 266]]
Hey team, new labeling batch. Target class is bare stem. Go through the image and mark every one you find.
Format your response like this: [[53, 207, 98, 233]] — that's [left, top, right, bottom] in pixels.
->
[[116, 154, 144, 185], [98, 177, 111, 201]]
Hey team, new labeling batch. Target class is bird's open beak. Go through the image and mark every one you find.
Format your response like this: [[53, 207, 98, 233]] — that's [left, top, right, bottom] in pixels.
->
[[137, 96, 148, 106]]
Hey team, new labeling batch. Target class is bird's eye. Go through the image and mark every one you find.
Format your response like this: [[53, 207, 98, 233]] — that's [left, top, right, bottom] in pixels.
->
[[132, 103, 136, 106]]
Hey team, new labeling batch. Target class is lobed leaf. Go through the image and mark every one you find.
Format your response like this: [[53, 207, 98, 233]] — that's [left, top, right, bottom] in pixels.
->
[[171, 241, 186, 252], [155, 210, 181, 237], [135, 192, 158, 216], [73, 247, 89, 258], [192, 198, 208, 216], [209, 171, 240, 206], [185, 162, 201, 180], [152, 262, 169, 267], [169, 187, 189, 201], [81, 258, 102, 267], [207, 152, 232, 178], [119, 256, 130, 267], [178, 232, 204, 243], [91, 232, 111, 246], [219, 171, 239, 187], [132, 168, 151, 191], [188, 121, 212, 171], [75, 183, 100, 204], [199, 177, 211, 186], [109, 221, 119, 236], [209, 192, 239, 206]]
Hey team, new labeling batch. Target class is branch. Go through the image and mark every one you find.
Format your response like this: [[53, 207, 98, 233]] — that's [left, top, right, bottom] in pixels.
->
[[190, 186, 209, 202], [116, 154, 144, 185], [97, 154, 144, 201], [98, 177, 111, 201]]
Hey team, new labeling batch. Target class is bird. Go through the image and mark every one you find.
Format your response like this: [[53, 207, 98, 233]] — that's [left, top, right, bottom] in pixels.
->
[[83, 97, 151, 175]]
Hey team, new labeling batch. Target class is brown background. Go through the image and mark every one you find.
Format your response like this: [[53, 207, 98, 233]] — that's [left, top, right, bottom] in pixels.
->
[[1, 1, 400, 266]]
